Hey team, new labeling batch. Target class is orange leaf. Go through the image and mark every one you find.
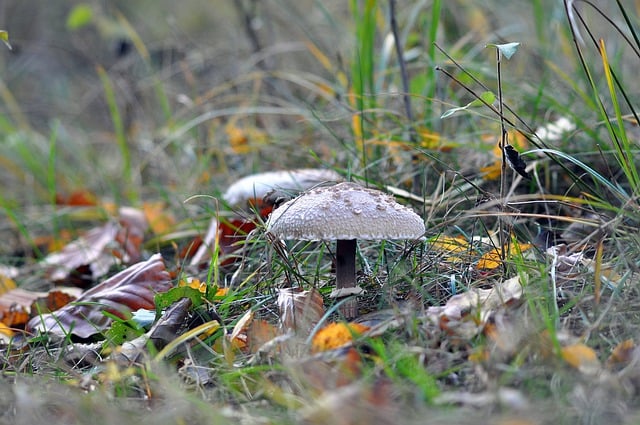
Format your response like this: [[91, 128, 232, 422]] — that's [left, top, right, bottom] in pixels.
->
[[55, 189, 98, 206], [561, 343, 599, 370], [312, 322, 369, 353], [606, 339, 635, 369]]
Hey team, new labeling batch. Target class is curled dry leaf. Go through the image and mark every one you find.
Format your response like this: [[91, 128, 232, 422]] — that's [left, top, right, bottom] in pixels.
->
[[277, 287, 324, 334], [44, 207, 148, 282], [0, 287, 83, 328], [427, 275, 523, 340], [27, 253, 172, 339]]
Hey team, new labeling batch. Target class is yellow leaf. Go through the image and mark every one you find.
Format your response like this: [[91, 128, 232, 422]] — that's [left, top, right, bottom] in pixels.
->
[[430, 235, 470, 254], [178, 278, 228, 297], [0, 274, 17, 296], [225, 125, 250, 154], [561, 343, 599, 369], [142, 201, 175, 235], [477, 248, 502, 270], [312, 322, 369, 353], [0, 321, 14, 338], [480, 161, 502, 181], [430, 235, 472, 263], [476, 242, 533, 270]]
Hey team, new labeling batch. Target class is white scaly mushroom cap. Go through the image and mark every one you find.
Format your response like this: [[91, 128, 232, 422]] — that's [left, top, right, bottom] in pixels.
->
[[266, 182, 425, 240], [222, 169, 342, 206]]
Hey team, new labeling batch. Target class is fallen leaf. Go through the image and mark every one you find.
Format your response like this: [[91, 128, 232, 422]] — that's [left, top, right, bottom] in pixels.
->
[[311, 322, 370, 353], [0, 274, 17, 295], [44, 207, 148, 282], [561, 343, 599, 371], [0, 322, 14, 340], [277, 287, 324, 334], [27, 253, 172, 339], [142, 201, 175, 235], [606, 339, 635, 370], [55, 190, 98, 206], [427, 275, 523, 340], [477, 242, 533, 270], [246, 319, 279, 354], [228, 309, 254, 351], [429, 234, 473, 262]]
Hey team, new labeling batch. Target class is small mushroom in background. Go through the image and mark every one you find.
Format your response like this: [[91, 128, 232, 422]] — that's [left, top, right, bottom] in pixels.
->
[[191, 169, 342, 266], [266, 182, 425, 318], [222, 169, 343, 208]]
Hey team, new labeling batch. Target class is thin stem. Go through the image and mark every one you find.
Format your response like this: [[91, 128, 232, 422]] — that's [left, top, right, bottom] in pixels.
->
[[496, 48, 508, 267], [389, 0, 421, 193], [336, 239, 358, 317]]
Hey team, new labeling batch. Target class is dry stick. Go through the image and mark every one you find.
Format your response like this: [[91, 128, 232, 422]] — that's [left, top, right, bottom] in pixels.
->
[[389, 0, 421, 193]]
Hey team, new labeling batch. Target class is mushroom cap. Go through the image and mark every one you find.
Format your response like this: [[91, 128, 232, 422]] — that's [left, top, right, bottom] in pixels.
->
[[266, 182, 425, 240], [223, 169, 342, 206]]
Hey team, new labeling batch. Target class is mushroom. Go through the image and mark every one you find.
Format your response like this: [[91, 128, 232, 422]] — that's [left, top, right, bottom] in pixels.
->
[[191, 169, 342, 266], [266, 182, 425, 317], [222, 169, 342, 207]]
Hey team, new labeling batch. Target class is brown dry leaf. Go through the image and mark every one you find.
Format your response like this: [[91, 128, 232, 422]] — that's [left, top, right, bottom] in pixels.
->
[[44, 207, 148, 282], [311, 322, 370, 353], [299, 377, 398, 425], [246, 319, 279, 354], [0, 287, 83, 328], [30, 290, 78, 316], [277, 287, 324, 334], [27, 253, 172, 339], [561, 343, 600, 371], [427, 275, 523, 340]]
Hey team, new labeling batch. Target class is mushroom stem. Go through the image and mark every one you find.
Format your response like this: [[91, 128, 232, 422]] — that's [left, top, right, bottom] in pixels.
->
[[335, 239, 358, 317]]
